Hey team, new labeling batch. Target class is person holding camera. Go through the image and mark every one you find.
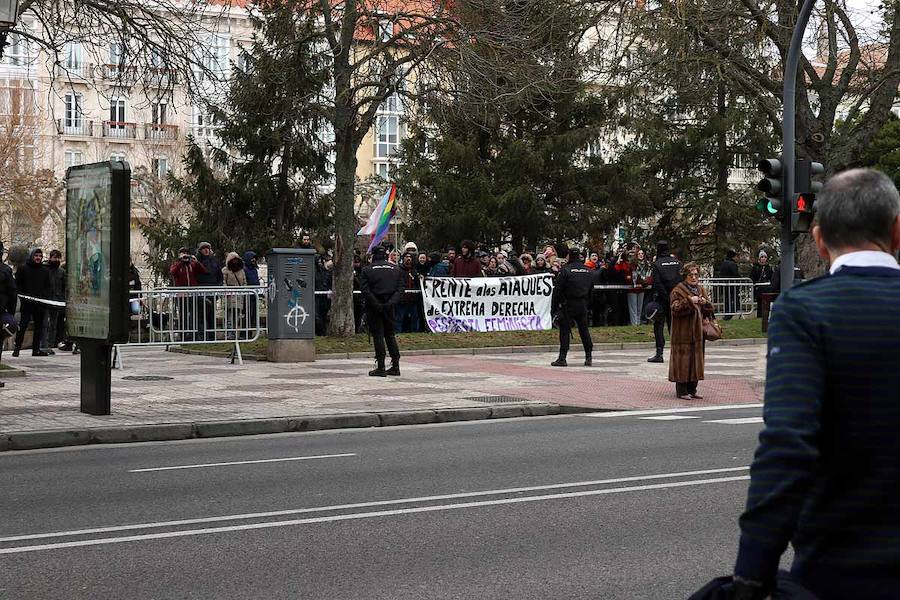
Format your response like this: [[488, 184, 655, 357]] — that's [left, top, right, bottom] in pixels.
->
[[169, 247, 207, 341]]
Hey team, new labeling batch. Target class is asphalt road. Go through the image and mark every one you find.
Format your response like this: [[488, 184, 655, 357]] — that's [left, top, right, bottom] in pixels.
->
[[0, 404, 766, 599]]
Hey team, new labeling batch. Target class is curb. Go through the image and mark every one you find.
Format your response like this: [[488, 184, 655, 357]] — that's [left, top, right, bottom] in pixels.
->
[[167, 337, 766, 362], [0, 367, 27, 379], [0, 403, 565, 453]]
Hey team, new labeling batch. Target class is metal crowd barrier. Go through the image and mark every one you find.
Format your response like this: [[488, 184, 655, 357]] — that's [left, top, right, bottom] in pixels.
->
[[700, 278, 756, 318], [114, 286, 266, 368]]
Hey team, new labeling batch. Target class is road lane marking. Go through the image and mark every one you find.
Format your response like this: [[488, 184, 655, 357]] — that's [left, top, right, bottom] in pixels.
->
[[0, 475, 750, 555], [128, 453, 357, 473], [582, 404, 762, 418], [704, 417, 764, 425], [640, 416, 700, 421], [0, 466, 750, 543]]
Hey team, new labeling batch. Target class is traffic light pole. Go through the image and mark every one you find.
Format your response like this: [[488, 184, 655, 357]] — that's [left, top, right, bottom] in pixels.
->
[[781, 0, 817, 291]]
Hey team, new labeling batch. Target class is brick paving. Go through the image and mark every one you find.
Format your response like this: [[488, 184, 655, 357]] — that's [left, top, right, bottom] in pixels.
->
[[0, 343, 766, 434]]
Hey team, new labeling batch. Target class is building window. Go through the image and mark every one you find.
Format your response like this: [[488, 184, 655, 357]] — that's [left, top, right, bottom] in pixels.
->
[[378, 18, 393, 42], [152, 157, 169, 178], [374, 161, 392, 180], [151, 101, 167, 125], [64, 93, 83, 127], [1, 33, 32, 67], [65, 149, 84, 169], [373, 90, 404, 180], [63, 42, 84, 71], [109, 42, 125, 66], [109, 97, 127, 124]]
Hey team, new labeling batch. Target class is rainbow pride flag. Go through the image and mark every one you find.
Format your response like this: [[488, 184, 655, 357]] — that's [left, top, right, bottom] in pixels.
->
[[357, 183, 397, 253]]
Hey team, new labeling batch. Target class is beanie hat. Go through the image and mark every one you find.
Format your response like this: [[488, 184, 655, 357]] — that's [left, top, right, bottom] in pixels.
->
[[198, 241, 212, 251], [759, 250, 768, 259]]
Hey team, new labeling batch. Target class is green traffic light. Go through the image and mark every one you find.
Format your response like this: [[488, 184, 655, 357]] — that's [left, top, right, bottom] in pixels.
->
[[767, 201, 778, 215]]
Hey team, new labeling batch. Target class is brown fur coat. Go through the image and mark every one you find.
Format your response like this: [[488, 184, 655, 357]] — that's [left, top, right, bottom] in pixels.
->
[[668, 282, 714, 383]]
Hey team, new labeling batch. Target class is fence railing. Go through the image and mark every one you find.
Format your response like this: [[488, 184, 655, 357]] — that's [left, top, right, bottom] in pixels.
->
[[114, 286, 265, 367], [313, 277, 758, 318]]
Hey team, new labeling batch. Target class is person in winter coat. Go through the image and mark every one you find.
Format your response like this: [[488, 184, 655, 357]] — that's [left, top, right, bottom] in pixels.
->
[[452, 240, 483, 277], [647, 241, 683, 363], [44, 249, 66, 353], [0, 241, 17, 377], [169, 247, 207, 341], [716, 249, 740, 319], [196, 241, 223, 341], [531, 254, 551, 274], [242, 251, 260, 286], [630, 249, 653, 326], [669, 262, 714, 400], [222, 252, 247, 337], [242, 251, 260, 332], [13, 248, 52, 357], [395, 253, 420, 332], [427, 252, 450, 277], [750, 250, 775, 317], [360, 246, 405, 376]]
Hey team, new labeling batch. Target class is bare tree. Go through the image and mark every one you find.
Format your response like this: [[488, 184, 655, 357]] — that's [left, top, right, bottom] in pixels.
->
[[0, 79, 63, 252], [620, 0, 900, 275]]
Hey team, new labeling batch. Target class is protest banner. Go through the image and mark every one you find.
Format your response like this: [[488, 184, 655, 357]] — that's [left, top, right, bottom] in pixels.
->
[[421, 274, 554, 333]]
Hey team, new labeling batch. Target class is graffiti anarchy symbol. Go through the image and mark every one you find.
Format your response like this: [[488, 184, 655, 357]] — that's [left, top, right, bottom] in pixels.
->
[[284, 305, 309, 333]]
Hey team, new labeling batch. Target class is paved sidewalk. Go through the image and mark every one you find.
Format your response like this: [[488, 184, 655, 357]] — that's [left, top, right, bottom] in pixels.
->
[[0, 342, 765, 438]]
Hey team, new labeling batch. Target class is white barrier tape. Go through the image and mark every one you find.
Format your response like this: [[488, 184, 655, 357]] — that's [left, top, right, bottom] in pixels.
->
[[18, 295, 66, 308]]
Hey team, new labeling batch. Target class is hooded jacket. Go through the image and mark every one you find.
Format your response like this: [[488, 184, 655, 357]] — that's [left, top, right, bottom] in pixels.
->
[[242, 251, 260, 286], [15, 249, 52, 301], [222, 252, 247, 287]]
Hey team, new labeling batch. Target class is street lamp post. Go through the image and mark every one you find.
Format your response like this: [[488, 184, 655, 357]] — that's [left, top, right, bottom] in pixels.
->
[[0, 0, 20, 58]]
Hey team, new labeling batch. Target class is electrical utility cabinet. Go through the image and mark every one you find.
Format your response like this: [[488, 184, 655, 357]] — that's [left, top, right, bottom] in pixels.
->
[[265, 248, 316, 360]]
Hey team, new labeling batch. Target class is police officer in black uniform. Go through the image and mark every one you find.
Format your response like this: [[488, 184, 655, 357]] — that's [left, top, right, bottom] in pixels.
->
[[647, 240, 683, 363], [360, 246, 405, 377], [551, 248, 594, 367]]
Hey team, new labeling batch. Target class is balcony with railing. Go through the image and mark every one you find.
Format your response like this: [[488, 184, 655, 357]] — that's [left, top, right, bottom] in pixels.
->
[[145, 123, 179, 142], [103, 121, 137, 139], [55, 62, 93, 80], [102, 64, 137, 82], [56, 119, 93, 136], [144, 68, 176, 88]]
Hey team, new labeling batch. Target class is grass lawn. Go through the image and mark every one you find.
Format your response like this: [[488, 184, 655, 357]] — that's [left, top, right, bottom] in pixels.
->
[[191, 318, 764, 356]]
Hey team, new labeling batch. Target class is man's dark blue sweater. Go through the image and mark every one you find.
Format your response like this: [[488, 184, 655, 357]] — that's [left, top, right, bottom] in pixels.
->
[[735, 265, 900, 599]]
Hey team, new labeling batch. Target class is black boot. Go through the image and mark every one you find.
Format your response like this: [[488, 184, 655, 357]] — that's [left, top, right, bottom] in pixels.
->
[[369, 361, 387, 377], [385, 363, 400, 376], [647, 348, 664, 363], [584, 355, 592, 367], [551, 357, 568, 367], [11, 348, 19, 357]]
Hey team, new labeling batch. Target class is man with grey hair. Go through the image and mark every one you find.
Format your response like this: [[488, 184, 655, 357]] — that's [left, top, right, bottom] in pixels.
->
[[731, 169, 900, 599]]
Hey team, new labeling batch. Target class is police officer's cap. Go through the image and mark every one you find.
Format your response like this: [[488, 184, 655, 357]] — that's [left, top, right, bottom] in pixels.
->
[[567, 248, 582, 261], [643, 301, 665, 323], [371, 246, 387, 259]]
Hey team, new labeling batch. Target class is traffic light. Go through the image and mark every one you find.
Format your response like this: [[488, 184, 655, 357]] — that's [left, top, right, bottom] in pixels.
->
[[792, 159, 825, 234], [756, 158, 784, 219]]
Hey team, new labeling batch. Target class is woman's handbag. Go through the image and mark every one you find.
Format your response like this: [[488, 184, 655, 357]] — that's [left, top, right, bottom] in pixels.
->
[[702, 317, 723, 342]]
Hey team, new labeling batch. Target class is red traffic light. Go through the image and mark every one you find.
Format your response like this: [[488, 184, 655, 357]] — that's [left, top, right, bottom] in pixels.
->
[[796, 193, 814, 213]]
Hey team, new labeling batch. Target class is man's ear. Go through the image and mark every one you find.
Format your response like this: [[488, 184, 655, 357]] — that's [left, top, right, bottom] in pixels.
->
[[812, 225, 831, 261], [890, 215, 900, 254]]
